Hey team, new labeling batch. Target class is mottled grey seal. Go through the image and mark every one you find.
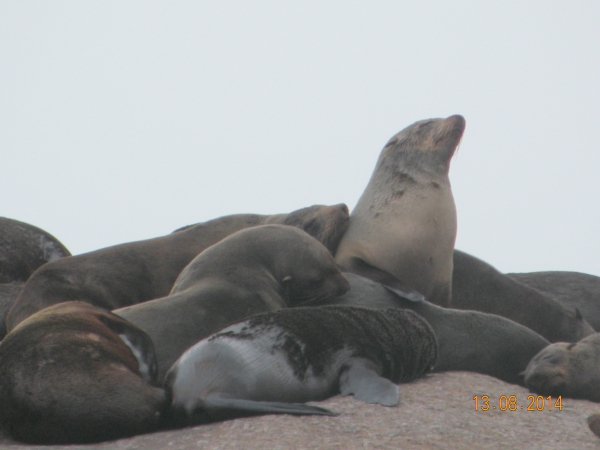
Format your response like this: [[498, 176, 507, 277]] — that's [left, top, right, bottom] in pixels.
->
[[0, 217, 70, 283], [451, 249, 594, 342], [116, 224, 350, 383], [524, 333, 600, 402], [6, 203, 349, 331], [312, 273, 549, 385], [0, 301, 167, 444], [164, 306, 437, 425], [509, 271, 600, 331], [0, 282, 22, 340], [335, 115, 465, 306]]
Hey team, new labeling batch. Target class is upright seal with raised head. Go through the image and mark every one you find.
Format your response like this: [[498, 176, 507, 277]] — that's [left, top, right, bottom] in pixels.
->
[[335, 115, 465, 306]]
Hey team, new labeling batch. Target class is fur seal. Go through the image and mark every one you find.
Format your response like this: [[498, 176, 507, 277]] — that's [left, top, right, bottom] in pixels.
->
[[524, 333, 600, 402], [335, 115, 465, 306], [164, 305, 437, 425], [115, 224, 350, 383], [451, 249, 594, 342], [6, 203, 349, 331], [0, 217, 70, 283], [312, 273, 549, 385], [509, 271, 600, 331], [0, 301, 167, 444], [0, 282, 22, 340]]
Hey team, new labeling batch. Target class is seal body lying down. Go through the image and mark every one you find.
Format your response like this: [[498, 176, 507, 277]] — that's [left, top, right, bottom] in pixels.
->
[[164, 306, 437, 425]]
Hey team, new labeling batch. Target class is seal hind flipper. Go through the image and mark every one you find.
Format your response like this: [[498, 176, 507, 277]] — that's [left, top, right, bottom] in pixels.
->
[[339, 358, 400, 406], [168, 397, 337, 425], [203, 397, 337, 417]]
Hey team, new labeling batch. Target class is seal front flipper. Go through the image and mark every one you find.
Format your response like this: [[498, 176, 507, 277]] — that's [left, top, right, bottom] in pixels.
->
[[344, 257, 425, 302], [339, 358, 399, 406], [383, 285, 425, 303]]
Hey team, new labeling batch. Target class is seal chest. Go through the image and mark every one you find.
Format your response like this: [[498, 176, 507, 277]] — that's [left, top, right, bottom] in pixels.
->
[[165, 305, 438, 425], [335, 115, 465, 306]]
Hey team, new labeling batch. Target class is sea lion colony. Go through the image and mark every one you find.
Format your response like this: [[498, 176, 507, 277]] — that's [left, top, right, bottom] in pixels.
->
[[1, 115, 599, 444]]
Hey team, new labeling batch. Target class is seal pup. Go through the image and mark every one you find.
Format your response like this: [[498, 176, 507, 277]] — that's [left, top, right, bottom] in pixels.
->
[[451, 249, 594, 342], [116, 224, 350, 383], [509, 271, 600, 331], [0, 282, 23, 340], [523, 333, 600, 402], [0, 301, 168, 444], [6, 203, 349, 331], [311, 273, 549, 385], [164, 305, 437, 425], [335, 115, 465, 306], [0, 217, 70, 283]]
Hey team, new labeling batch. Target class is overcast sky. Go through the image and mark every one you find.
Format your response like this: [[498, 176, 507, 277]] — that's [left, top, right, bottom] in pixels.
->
[[2, 2, 599, 276]]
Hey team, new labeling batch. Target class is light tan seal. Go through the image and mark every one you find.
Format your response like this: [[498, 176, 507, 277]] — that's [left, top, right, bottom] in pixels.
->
[[335, 115, 465, 306], [6, 204, 349, 331]]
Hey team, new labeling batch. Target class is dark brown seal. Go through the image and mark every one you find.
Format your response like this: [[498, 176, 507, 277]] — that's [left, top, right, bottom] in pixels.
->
[[524, 333, 600, 402], [6, 204, 349, 331], [451, 249, 594, 342], [115, 224, 350, 383], [335, 115, 465, 306], [0, 217, 70, 283], [0, 301, 167, 444], [509, 271, 600, 331], [164, 306, 437, 425], [312, 273, 549, 385]]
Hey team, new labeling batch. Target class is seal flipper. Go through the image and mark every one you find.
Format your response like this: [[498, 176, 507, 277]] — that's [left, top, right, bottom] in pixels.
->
[[383, 285, 425, 303], [346, 257, 425, 302], [339, 358, 400, 406], [97, 313, 160, 385], [169, 396, 337, 425]]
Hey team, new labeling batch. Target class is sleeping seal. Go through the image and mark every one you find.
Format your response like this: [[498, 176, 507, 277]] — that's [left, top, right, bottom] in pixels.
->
[[524, 332, 600, 402], [0, 217, 70, 283], [451, 249, 594, 342], [164, 306, 438, 425], [0, 301, 167, 444], [509, 270, 600, 331], [115, 224, 350, 383], [313, 273, 550, 386], [6, 203, 349, 331], [335, 115, 465, 306]]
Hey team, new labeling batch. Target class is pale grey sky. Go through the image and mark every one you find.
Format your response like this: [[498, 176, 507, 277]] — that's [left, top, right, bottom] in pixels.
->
[[2, 2, 599, 275]]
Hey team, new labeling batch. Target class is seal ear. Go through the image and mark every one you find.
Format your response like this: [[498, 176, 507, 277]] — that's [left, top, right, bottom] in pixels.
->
[[575, 307, 583, 321], [97, 313, 160, 386]]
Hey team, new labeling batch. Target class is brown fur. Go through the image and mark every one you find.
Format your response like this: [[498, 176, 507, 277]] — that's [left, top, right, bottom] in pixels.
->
[[6, 204, 349, 331], [0, 301, 167, 444]]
